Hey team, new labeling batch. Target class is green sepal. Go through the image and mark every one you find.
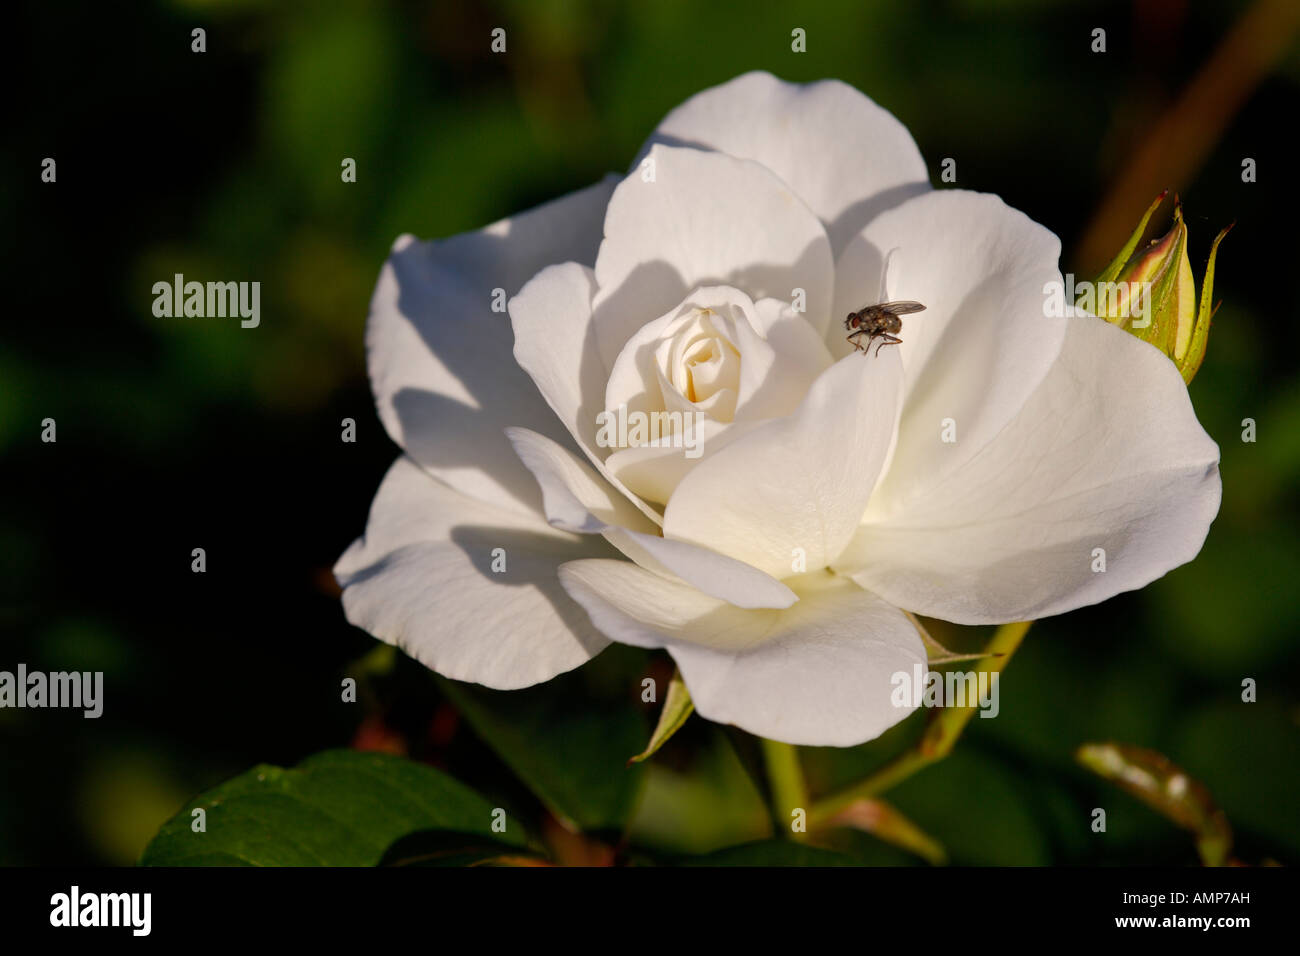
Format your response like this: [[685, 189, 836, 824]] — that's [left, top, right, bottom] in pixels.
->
[[1095, 188, 1169, 286]]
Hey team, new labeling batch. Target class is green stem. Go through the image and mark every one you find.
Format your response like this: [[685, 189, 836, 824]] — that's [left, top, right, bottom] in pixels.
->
[[760, 738, 809, 839], [808, 620, 1032, 828]]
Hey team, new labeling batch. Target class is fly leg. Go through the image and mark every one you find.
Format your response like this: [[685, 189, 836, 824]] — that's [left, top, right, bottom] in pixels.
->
[[872, 333, 902, 357]]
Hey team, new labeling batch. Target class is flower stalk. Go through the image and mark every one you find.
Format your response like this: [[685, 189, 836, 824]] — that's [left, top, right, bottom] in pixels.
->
[[761, 738, 810, 840]]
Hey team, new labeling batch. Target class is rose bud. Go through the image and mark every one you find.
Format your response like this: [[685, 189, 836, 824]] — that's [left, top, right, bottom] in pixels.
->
[[1091, 191, 1232, 384]]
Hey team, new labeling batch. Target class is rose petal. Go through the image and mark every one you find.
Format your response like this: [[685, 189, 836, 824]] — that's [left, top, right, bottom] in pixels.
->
[[832, 190, 1070, 513], [835, 316, 1222, 623], [559, 561, 925, 746], [506, 427, 796, 609], [368, 176, 617, 518], [604, 286, 772, 425], [603, 417, 755, 507], [590, 145, 834, 368], [598, 286, 794, 505], [736, 298, 834, 421], [335, 457, 611, 689], [600, 298, 832, 504], [662, 348, 903, 579], [637, 70, 930, 261], [509, 261, 664, 524]]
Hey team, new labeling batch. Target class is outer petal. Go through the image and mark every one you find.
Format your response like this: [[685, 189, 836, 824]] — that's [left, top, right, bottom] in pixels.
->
[[637, 71, 931, 259], [334, 457, 610, 689], [368, 176, 617, 519], [559, 562, 925, 747], [662, 348, 903, 579], [832, 190, 1069, 515], [509, 261, 663, 524], [590, 145, 834, 367], [835, 316, 1222, 623], [506, 427, 796, 609]]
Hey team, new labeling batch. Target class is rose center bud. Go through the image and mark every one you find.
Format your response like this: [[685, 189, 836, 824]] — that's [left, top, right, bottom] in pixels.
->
[[666, 310, 742, 421], [597, 285, 830, 507]]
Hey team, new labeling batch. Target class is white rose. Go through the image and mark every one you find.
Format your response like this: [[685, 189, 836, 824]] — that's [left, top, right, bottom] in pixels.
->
[[335, 72, 1220, 746]]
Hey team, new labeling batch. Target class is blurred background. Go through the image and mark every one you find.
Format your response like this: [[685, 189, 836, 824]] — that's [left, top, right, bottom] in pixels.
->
[[3, 0, 1298, 865]]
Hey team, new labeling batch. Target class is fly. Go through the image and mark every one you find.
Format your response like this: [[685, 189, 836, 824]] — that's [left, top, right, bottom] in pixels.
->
[[845, 300, 926, 356]]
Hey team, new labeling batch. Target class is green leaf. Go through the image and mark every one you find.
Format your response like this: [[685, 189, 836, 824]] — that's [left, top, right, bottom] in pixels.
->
[[140, 750, 525, 866], [379, 830, 547, 867], [438, 674, 648, 833], [681, 840, 863, 866], [629, 668, 693, 764], [1076, 742, 1232, 866]]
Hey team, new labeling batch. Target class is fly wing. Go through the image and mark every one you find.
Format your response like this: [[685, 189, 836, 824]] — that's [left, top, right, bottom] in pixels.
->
[[877, 301, 927, 315]]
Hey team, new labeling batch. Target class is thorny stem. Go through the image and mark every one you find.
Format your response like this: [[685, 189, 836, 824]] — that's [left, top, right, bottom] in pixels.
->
[[807, 620, 1033, 829], [761, 737, 810, 840]]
